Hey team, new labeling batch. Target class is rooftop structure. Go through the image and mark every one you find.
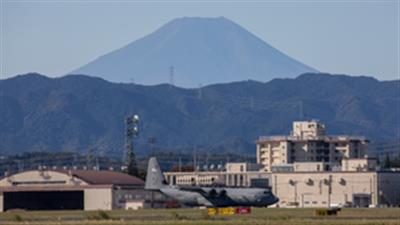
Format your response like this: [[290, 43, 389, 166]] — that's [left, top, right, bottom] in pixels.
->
[[292, 120, 325, 138]]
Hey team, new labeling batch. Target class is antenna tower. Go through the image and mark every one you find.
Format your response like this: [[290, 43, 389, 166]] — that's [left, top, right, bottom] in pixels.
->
[[169, 66, 174, 86], [124, 114, 140, 176]]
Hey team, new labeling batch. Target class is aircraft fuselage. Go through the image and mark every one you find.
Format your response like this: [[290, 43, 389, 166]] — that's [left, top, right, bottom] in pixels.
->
[[160, 186, 279, 207]]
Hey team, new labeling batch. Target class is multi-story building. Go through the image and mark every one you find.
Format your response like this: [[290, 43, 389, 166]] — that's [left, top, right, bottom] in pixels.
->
[[163, 120, 399, 208], [256, 120, 369, 172], [165, 169, 400, 207]]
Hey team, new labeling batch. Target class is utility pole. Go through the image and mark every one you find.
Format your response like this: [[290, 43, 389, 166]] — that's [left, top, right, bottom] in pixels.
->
[[95, 156, 99, 171], [72, 151, 78, 170], [169, 66, 174, 86], [178, 157, 182, 172], [148, 137, 156, 157], [86, 148, 94, 170], [193, 148, 197, 172], [205, 151, 209, 171], [124, 114, 140, 177]]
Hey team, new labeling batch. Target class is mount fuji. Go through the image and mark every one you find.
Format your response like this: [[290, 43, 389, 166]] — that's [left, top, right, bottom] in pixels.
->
[[71, 17, 317, 87]]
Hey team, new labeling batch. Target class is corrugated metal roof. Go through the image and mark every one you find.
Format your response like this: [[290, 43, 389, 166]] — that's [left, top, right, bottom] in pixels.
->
[[55, 170, 144, 186]]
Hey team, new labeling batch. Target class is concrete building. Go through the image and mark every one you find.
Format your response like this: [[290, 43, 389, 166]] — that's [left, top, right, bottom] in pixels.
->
[[226, 162, 263, 173], [341, 158, 378, 172], [164, 120, 400, 208], [165, 169, 400, 207], [256, 120, 369, 172], [0, 169, 156, 212], [271, 171, 400, 208]]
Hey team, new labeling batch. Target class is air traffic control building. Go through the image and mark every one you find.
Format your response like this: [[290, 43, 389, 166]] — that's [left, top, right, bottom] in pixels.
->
[[0, 170, 150, 212], [165, 121, 400, 208]]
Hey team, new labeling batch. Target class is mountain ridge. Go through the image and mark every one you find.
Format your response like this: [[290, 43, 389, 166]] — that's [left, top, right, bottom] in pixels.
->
[[0, 72, 398, 157]]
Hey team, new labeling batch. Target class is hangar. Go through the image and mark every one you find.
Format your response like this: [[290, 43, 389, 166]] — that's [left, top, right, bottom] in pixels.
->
[[0, 169, 146, 211]]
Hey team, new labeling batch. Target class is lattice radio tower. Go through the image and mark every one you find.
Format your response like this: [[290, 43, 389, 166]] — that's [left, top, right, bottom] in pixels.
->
[[124, 114, 140, 176]]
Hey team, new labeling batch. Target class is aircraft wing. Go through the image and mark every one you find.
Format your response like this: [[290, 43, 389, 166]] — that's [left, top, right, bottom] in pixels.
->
[[178, 186, 235, 207], [178, 186, 207, 194]]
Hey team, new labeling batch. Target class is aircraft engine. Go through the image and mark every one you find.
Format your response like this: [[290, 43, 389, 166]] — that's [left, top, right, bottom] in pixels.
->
[[208, 189, 218, 197], [219, 189, 227, 197]]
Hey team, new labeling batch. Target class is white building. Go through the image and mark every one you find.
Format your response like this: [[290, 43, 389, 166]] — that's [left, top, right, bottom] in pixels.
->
[[165, 169, 400, 207], [257, 120, 369, 172], [271, 171, 400, 208], [164, 120, 400, 208]]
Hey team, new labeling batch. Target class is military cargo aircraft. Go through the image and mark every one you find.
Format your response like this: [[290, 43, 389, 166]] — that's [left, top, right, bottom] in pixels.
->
[[145, 157, 279, 207]]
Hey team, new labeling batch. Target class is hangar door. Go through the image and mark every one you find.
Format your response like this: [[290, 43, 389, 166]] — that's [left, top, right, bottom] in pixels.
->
[[4, 191, 84, 211]]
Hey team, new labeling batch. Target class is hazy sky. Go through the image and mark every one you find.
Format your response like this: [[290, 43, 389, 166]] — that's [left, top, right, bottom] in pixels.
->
[[1, 1, 399, 81]]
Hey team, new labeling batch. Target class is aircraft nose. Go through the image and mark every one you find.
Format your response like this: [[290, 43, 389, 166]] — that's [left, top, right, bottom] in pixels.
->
[[265, 195, 279, 205], [259, 195, 279, 206], [272, 196, 279, 204]]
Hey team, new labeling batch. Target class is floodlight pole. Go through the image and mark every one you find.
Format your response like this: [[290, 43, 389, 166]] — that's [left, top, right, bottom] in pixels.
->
[[124, 114, 139, 177]]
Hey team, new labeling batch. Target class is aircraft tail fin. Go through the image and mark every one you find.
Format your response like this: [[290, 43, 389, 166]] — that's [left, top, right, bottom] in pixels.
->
[[145, 157, 167, 190]]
